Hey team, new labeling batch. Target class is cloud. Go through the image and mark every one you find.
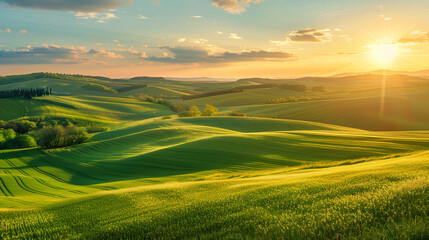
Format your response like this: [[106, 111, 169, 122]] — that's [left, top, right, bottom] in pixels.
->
[[88, 49, 123, 58], [147, 46, 292, 63], [177, 38, 187, 43], [229, 33, 242, 40], [288, 28, 332, 43], [138, 15, 148, 19], [6, 28, 11, 33], [20, 29, 27, 34], [75, 12, 118, 23], [212, 0, 263, 14], [191, 15, 202, 18], [0, 45, 86, 65], [0, 0, 132, 12], [398, 31, 429, 44]]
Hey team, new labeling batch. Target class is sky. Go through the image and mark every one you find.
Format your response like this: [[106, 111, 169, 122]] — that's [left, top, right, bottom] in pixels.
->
[[1, 0, 429, 78]]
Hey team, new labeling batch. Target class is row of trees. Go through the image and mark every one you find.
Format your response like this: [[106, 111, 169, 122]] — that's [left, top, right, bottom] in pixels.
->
[[0, 87, 51, 99], [0, 118, 110, 150], [178, 105, 218, 117], [138, 94, 187, 112], [266, 96, 321, 104]]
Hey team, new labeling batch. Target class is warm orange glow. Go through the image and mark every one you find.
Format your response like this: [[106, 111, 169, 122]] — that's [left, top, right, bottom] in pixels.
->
[[371, 44, 399, 66]]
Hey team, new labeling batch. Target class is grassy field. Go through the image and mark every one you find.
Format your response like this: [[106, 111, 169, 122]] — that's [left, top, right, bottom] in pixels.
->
[[0, 73, 428, 239], [1, 150, 427, 239]]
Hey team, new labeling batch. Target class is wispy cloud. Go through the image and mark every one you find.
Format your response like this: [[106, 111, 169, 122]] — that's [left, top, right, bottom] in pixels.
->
[[287, 28, 333, 43], [88, 49, 123, 59], [0, 44, 87, 65], [75, 12, 118, 23], [212, 0, 264, 14], [398, 31, 429, 44], [229, 33, 242, 40], [147, 46, 292, 63], [191, 15, 202, 18], [139, 15, 148, 19], [0, 0, 132, 12]]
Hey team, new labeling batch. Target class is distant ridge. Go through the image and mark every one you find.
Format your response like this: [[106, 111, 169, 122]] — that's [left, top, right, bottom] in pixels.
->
[[333, 69, 429, 78]]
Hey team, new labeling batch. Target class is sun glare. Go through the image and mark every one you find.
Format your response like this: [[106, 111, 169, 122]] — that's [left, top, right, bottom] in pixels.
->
[[371, 44, 399, 66]]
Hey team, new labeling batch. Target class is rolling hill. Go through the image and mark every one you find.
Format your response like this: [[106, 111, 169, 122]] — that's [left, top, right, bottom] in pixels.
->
[[0, 72, 428, 239]]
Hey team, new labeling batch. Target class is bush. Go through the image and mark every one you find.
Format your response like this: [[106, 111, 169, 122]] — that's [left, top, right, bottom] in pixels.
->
[[8, 135, 37, 149], [86, 126, 110, 134], [162, 115, 173, 120], [179, 106, 201, 118], [228, 111, 247, 117], [37, 125, 89, 149], [203, 104, 218, 116], [0, 120, 37, 134]]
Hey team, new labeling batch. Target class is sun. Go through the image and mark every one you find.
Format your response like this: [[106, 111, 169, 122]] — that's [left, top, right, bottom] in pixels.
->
[[371, 44, 399, 66]]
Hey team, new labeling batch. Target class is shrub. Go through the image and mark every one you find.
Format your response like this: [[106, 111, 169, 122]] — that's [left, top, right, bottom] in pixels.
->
[[1, 120, 37, 134], [203, 104, 218, 116], [228, 111, 247, 117], [86, 126, 110, 134], [162, 115, 173, 120], [8, 135, 37, 149]]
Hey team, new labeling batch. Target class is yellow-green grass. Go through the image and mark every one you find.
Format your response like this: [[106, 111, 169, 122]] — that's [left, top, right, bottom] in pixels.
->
[[0, 78, 123, 96], [1, 117, 428, 209], [222, 95, 429, 131], [81, 83, 118, 94], [1, 150, 427, 239], [181, 87, 319, 107], [0, 95, 172, 123]]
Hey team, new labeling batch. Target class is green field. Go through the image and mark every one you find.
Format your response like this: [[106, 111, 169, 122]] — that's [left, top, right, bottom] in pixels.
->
[[0, 73, 428, 239]]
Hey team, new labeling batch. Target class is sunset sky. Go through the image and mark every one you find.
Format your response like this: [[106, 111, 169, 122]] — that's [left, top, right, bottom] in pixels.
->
[[1, 0, 429, 78]]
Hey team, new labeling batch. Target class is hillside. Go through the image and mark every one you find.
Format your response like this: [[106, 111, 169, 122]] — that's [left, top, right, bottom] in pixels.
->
[[0, 72, 428, 239], [1, 150, 427, 239]]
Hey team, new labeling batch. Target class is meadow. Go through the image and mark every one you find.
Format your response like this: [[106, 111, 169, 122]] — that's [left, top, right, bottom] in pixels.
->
[[0, 73, 428, 239]]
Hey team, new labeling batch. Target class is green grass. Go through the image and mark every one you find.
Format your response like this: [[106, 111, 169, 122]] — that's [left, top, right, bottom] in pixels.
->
[[222, 95, 429, 131], [1, 150, 427, 239], [0, 95, 173, 124], [0, 73, 428, 239], [1, 117, 428, 209], [181, 87, 314, 107], [81, 83, 118, 94]]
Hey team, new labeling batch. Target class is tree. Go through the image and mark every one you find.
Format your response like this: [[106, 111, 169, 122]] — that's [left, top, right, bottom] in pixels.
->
[[9, 135, 37, 149], [203, 104, 218, 116], [189, 106, 201, 117], [37, 126, 64, 149], [64, 125, 89, 145], [2, 129, 16, 141]]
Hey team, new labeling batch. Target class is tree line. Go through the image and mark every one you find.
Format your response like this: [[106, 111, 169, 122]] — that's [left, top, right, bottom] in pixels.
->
[[0, 118, 109, 150], [0, 87, 51, 99]]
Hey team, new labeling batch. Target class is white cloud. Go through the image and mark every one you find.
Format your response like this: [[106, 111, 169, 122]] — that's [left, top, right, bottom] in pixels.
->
[[191, 15, 202, 18], [75, 11, 118, 23], [229, 33, 242, 40], [178, 38, 187, 43], [139, 15, 148, 19]]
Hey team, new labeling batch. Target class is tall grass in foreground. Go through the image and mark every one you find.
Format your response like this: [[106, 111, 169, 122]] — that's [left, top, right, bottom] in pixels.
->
[[1, 152, 428, 239]]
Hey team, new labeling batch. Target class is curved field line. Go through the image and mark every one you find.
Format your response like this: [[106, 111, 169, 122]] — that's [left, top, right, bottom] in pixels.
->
[[10, 174, 65, 198], [7, 157, 86, 195], [0, 176, 13, 197]]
